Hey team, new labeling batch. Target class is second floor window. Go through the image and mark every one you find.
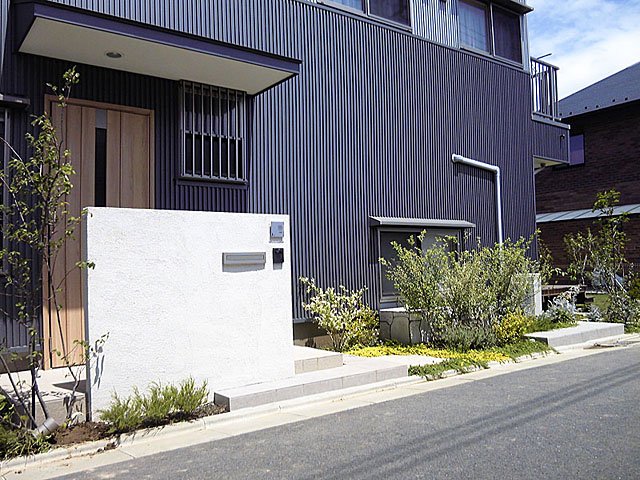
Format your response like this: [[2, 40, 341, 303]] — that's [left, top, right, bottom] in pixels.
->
[[181, 81, 247, 182], [459, 0, 523, 64], [325, 0, 410, 26]]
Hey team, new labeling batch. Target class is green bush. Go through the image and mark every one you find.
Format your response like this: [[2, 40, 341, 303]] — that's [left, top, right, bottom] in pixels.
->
[[99, 393, 144, 433], [174, 378, 209, 415], [629, 275, 640, 300], [299, 277, 378, 352], [383, 233, 539, 349], [433, 324, 497, 352], [0, 425, 50, 460], [99, 377, 209, 433], [494, 311, 532, 346]]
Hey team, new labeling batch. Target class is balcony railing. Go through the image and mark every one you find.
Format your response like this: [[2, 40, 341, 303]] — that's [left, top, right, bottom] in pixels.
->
[[531, 57, 561, 122]]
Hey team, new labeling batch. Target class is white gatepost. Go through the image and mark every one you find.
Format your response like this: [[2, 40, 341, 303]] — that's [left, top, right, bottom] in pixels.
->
[[83, 208, 294, 419]]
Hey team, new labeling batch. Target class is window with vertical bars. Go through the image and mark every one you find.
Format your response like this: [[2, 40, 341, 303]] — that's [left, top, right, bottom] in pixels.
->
[[181, 81, 247, 182]]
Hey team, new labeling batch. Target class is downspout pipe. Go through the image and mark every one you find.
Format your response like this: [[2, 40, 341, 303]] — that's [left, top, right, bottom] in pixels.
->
[[451, 154, 503, 245]]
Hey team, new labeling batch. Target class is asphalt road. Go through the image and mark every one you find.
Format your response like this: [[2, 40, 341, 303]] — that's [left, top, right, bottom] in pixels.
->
[[56, 346, 640, 480]]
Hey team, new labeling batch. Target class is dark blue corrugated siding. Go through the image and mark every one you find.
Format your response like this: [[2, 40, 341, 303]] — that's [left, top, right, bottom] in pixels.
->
[[531, 119, 570, 164], [0, 0, 552, 338]]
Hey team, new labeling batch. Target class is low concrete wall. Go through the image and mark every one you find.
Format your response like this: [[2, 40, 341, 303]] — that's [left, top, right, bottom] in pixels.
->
[[83, 208, 294, 418]]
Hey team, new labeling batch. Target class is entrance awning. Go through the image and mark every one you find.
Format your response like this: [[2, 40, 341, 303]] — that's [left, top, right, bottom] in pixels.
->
[[15, 1, 301, 95], [369, 217, 476, 229]]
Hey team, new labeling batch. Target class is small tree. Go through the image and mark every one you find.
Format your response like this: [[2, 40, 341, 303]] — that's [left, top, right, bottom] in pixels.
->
[[0, 68, 93, 430], [565, 190, 629, 289], [565, 189, 639, 326]]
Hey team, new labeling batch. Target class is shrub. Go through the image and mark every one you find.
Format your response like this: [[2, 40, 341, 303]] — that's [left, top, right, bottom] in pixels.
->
[[383, 233, 539, 349], [380, 236, 449, 313], [299, 277, 378, 352], [99, 393, 144, 433], [99, 377, 209, 433], [0, 425, 50, 460], [542, 286, 579, 325], [433, 324, 497, 352], [174, 378, 209, 416], [494, 311, 532, 346]]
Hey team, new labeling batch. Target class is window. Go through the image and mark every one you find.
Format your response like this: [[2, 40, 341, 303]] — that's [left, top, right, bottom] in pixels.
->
[[492, 7, 522, 63], [459, 0, 489, 52], [569, 134, 585, 166], [369, 0, 410, 26], [379, 228, 459, 300], [181, 81, 247, 182], [459, 0, 523, 64], [322, 0, 410, 26]]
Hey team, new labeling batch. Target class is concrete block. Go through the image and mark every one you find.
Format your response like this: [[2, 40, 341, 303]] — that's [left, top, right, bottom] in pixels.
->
[[376, 365, 408, 382], [380, 308, 425, 345], [302, 378, 343, 396], [525, 321, 625, 347], [317, 354, 343, 370], [342, 371, 377, 389]]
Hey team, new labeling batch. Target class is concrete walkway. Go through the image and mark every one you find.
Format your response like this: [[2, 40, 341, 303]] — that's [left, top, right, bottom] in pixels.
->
[[3, 335, 638, 480]]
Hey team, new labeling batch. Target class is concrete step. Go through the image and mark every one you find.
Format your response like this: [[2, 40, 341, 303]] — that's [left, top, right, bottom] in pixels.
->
[[0, 368, 86, 424], [293, 346, 343, 374], [525, 321, 625, 348], [213, 355, 408, 411]]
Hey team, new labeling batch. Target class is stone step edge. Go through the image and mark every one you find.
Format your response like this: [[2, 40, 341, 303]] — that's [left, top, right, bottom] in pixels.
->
[[214, 364, 408, 410], [525, 322, 625, 347]]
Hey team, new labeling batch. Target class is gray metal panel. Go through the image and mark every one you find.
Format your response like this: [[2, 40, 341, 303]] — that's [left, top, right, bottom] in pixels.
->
[[369, 217, 475, 229], [559, 61, 640, 118], [536, 204, 640, 223]]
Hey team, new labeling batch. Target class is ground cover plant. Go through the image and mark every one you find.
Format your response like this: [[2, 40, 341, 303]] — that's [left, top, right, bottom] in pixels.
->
[[349, 340, 551, 380]]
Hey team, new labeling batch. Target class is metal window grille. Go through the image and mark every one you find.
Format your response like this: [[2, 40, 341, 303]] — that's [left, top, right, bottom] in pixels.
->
[[181, 81, 247, 182]]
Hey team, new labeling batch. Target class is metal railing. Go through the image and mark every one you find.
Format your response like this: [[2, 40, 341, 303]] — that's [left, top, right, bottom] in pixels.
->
[[530, 57, 561, 121]]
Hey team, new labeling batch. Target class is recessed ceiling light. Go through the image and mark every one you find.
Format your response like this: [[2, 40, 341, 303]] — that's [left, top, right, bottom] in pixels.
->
[[105, 51, 123, 59]]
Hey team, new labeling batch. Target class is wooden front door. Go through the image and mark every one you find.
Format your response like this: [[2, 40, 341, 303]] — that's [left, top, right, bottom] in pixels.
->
[[44, 98, 154, 368]]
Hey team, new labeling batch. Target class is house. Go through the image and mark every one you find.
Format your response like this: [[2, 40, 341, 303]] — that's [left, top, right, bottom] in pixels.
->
[[0, 0, 568, 364], [536, 62, 640, 275]]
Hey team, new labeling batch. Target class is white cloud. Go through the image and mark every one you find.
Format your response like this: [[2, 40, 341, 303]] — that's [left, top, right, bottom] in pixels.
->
[[528, 0, 640, 98]]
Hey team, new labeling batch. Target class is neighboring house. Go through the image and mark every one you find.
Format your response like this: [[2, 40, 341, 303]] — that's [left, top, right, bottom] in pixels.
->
[[0, 0, 567, 363], [536, 62, 640, 276]]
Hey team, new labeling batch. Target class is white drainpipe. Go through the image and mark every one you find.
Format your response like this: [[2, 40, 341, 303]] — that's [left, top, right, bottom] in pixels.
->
[[451, 154, 503, 245]]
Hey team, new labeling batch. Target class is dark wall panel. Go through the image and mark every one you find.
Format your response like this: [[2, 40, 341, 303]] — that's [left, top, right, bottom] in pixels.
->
[[531, 119, 569, 164]]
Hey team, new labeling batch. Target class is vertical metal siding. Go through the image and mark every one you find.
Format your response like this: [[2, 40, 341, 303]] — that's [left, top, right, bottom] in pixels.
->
[[0, 0, 8, 77], [531, 120, 570, 164], [0, 0, 556, 336]]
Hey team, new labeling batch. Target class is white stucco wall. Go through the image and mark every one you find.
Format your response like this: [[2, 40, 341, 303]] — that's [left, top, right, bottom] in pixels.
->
[[83, 208, 294, 418]]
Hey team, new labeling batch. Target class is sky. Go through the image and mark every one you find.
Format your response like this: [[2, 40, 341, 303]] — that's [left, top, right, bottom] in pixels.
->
[[527, 0, 640, 99]]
